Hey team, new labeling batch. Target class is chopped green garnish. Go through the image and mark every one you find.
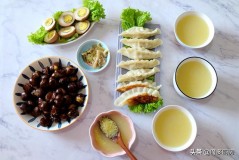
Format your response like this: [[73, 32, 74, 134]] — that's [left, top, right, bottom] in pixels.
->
[[129, 99, 163, 113], [27, 26, 47, 44], [83, 0, 106, 22], [121, 7, 152, 30], [146, 75, 155, 82]]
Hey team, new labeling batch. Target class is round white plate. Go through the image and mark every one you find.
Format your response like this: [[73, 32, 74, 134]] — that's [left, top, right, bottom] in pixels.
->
[[13, 56, 89, 131]]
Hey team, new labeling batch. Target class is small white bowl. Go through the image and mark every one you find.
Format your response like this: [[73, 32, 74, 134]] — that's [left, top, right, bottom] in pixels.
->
[[173, 57, 217, 99], [77, 39, 110, 73], [174, 11, 214, 48], [89, 110, 136, 157], [152, 105, 197, 152]]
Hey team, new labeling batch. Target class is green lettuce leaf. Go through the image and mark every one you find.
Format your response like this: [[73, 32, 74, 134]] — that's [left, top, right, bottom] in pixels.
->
[[120, 8, 135, 30], [83, 0, 106, 22], [135, 9, 152, 27], [52, 11, 64, 32], [53, 11, 63, 21], [129, 99, 163, 113], [66, 33, 79, 41], [52, 11, 63, 32], [27, 26, 47, 44], [121, 7, 152, 30], [58, 33, 79, 43], [70, 8, 76, 12]]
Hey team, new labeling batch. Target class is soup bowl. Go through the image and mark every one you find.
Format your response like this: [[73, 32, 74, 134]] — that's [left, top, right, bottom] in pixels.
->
[[174, 11, 214, 48], [152, 105, 197, 152], [173, 57, 217, 99]]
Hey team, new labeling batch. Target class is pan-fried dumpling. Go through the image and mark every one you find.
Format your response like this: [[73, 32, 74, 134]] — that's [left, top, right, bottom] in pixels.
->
[[117, 81, 161, 93], [119, 27, 161, 38], [118, 47, 161, 60], [114, 87, 161, 107], [117, 59, 160, 70], [121, 38, 162, 49], [117, 67, 160, 82]]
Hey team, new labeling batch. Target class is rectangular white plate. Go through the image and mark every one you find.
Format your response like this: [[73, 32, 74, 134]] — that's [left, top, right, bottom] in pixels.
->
[[115, 23, 162, 100]]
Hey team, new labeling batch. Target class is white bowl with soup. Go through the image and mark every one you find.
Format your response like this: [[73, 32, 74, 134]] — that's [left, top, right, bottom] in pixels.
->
[[174, 11, 214, 48], [173, 57, 217, 99], [152, 105, 197, 152]]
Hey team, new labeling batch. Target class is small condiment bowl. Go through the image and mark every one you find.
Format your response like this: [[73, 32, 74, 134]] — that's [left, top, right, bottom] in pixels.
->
[[89, 110, 136, 157], [174, 11, 214, 48], [152, 105, 197, 152], [76, 39, 110, 73], [173, 57, 217, 99]]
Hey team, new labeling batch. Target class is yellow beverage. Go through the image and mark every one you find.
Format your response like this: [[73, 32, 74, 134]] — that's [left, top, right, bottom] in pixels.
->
[[154, 108, 192, 147], [176, 60, 212, 98], [176, 14, 209, 46]]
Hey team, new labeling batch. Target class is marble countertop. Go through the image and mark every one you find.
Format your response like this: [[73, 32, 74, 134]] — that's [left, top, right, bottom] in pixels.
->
[[1, 0, 239, 160]]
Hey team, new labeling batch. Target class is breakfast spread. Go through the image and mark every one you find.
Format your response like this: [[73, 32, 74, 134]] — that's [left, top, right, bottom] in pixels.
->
[[12, 2, 219, 158]]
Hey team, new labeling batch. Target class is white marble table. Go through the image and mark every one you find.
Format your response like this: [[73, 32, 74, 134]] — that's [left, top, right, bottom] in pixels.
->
[[1, 0, 239, 160]]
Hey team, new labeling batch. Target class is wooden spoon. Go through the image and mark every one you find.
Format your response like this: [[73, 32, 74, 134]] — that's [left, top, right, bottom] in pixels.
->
[[113, 132, 137, 160], [99, 117, 137, 160]]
